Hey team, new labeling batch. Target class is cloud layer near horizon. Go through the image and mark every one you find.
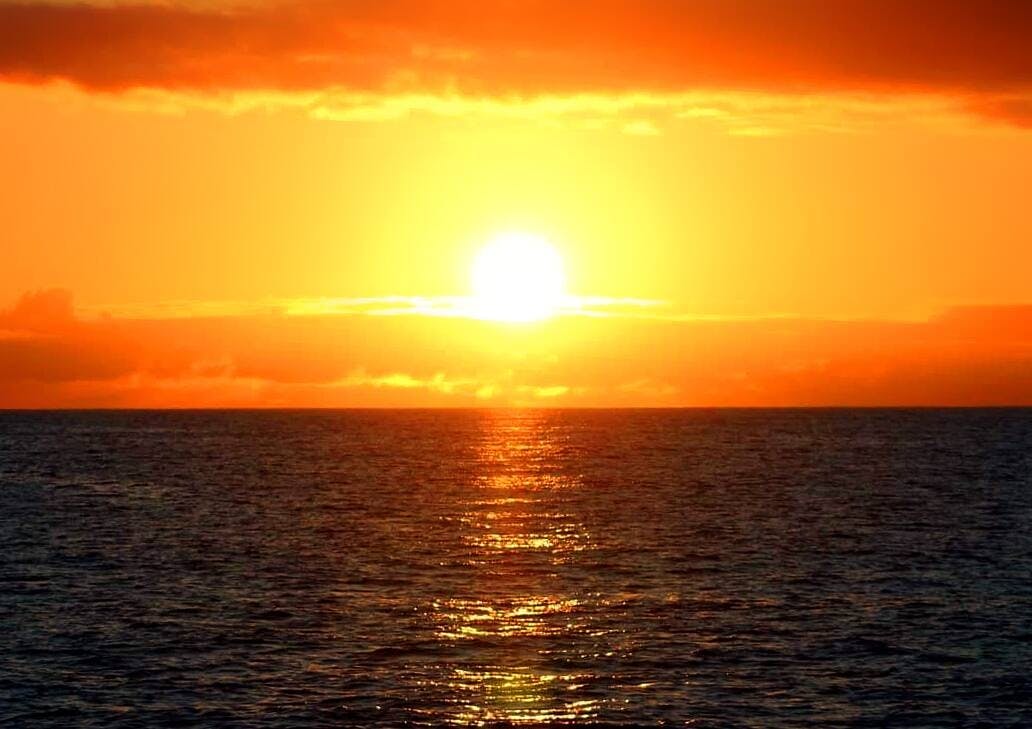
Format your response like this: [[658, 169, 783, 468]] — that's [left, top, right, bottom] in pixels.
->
[[4, 289, 1032, 408], [1, 1, 1031, 126]]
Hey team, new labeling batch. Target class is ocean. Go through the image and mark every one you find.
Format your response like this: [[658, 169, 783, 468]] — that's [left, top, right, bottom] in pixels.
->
[[1, 409, 1030, 727]]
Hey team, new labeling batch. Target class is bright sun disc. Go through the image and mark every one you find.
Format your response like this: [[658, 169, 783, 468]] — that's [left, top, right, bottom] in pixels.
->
[[470, 233, 566, 322]]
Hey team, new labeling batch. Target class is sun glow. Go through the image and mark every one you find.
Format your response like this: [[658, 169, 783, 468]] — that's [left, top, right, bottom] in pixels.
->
[[470, 233, 567, 322]]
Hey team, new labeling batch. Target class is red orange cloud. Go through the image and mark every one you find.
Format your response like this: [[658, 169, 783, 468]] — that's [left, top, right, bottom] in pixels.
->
[[4, 290, 1032, 408], [1, 1, 1031, 125]]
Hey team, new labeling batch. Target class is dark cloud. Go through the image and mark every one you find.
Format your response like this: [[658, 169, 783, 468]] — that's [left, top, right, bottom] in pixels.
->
[[0, 0, 1030, 106]]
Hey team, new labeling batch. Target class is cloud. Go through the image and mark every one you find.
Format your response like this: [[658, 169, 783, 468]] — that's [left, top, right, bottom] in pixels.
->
[[1, 1, 1031, 127], [5, 290, 1032, 407], [0, 290, 139, 383], [78, 294, 668, 321], [0, 288, 77, 333], [964, 95, 1032, 128]]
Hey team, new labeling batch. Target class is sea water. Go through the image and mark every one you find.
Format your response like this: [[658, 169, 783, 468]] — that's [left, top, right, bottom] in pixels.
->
[[2, 409, 1031, 726]]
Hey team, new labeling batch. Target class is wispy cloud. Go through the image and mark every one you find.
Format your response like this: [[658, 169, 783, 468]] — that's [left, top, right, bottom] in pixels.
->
[[80, 295, 669, 321]]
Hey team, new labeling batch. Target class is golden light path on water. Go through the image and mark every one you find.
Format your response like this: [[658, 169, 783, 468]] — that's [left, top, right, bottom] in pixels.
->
[[426, 411, 610, 725]]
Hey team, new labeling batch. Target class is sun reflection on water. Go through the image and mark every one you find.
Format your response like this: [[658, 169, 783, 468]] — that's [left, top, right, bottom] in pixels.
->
[[428, 411, 607, 725]]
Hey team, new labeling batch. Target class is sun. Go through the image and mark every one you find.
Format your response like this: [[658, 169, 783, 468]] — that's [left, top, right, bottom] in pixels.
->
[[470, 232, 567, 322]]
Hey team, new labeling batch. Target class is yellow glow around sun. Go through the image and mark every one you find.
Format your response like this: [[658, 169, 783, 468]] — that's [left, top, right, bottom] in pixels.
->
[[470, 233, 567, 322]]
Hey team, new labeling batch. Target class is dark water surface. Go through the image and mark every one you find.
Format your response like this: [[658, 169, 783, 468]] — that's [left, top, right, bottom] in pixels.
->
[[2, 409, 1031, 727]]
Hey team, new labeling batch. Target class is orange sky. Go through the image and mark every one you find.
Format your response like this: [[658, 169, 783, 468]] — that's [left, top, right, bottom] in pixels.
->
[[2, 0, 1032, 407]]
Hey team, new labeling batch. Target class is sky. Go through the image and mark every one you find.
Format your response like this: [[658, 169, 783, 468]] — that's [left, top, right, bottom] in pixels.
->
[[2, 0, 1032, 407]]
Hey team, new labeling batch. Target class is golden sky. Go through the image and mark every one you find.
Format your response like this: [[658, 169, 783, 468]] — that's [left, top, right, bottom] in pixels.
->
[[2, 0, 1032, 407]]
